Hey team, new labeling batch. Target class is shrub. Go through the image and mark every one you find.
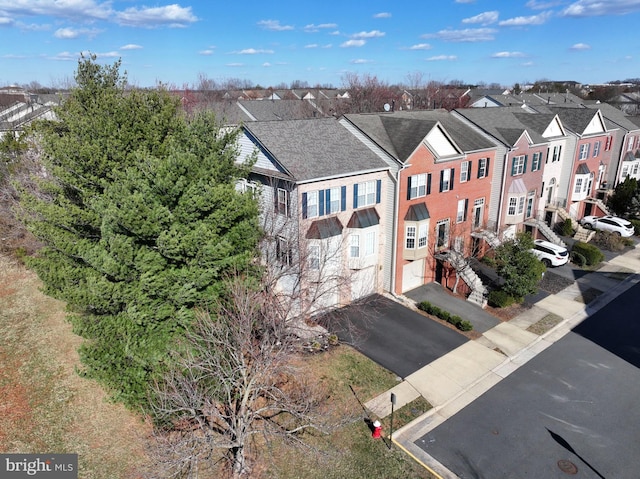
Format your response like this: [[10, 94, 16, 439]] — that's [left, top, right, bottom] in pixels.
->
[[591, 231, 630, 252], [571, 241, 604, 266], [488, 289, 518, 308], [629, 219, 640, 236], [559, 218, 575, 237], [570, 251, 586, 267], [416, 301, 473, 331]]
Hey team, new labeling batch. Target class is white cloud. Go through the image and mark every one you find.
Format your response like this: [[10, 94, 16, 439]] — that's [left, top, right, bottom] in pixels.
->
[[0, 0, 112, 21], [499, 11, 552, 26], [455, 0, 476, 3], [341, 39, 366, 47], [463, 11, 499, 25], [570, 42, 591, 50], [199, 49, 214, 55], [120, 44, 143, 50], [491, 51, 526, 58], [226, 63, 244, 67], [50, 51, 77, 61], [305, 44, 319, 49], [373, 12, 391, 18], [526, 0, 564, 8], [303, 23, 337, 32], [234, 48, 274, 55], [352, 30, 385, 39], [54, 26, 101, 39], [562, 0, 640, 16], [0, 16, 15, 26], [258, 19, 294, 31], [423, 28, 496, 42], [351, 58, 373, 64], [426, 55, 458, 61], [262, 62, 271, 67], [408, 43, 432, 50], [116, 4, 197, 28]]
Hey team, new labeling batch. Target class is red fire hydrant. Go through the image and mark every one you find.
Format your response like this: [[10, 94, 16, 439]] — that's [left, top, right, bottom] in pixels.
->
[[372, 420, 382, 439]]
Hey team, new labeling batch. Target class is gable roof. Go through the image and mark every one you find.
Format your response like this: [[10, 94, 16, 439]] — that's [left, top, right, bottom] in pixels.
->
[[454, 106, 546, 146], [344, 110, 494, 162], [243, 117, 389, 182], [238, 99, 322, 121], [547, 107, 605, 135]]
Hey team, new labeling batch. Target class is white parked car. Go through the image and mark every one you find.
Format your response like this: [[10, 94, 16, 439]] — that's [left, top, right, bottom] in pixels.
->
[[531, 239, 569, 267], [579, 215, 635, 237]]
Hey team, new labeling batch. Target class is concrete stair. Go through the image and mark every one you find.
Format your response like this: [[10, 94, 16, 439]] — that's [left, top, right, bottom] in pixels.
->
[[448, 250, 488, 308], [573, 225, 596, 243], [527, 218, 566, 247], [555, 207, 579, 230], [476, 229, 501, 248]]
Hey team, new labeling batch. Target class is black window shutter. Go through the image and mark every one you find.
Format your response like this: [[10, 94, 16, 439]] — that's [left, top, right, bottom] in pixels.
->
[[450, 168, 455, 191], [426, 173, 432, 195], [353, 184, 358, 208], [341, 185, 347, 211], [376, 179, 382, 204], [407, 176, 412, 200], [301, 192, 308, 219], [439, 170, 444, 192]]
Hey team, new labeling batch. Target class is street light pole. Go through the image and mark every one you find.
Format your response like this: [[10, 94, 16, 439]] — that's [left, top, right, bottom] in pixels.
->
[[389, 392, 397, 448]]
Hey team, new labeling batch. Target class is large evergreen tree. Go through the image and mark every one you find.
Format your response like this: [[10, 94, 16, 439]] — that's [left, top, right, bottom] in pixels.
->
[[494, 232, 546, 299], [20, 56, 260, 408]]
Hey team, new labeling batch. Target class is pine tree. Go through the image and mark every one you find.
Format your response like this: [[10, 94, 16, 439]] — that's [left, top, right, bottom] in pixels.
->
[[20, 56, 260, 408]]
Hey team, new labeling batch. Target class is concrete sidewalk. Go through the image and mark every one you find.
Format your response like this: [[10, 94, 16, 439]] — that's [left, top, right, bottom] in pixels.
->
[[364, 244, 640, 479]]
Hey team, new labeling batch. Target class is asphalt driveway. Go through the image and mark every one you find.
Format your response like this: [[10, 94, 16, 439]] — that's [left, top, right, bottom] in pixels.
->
[[330, 294, 468, 379]]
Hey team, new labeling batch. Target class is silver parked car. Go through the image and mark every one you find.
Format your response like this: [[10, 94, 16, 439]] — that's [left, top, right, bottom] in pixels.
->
[[579, 215, 635, 237]]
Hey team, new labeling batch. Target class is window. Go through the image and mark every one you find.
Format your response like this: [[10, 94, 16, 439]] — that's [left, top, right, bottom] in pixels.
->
[[364, 231, 376, 257], [276, 236, 292, 265], [349, 234, 360, 258], [328, 187, 340, 214], [306, 190, 318, 218], [308, 244, 320, 270], [276, 188, 288, 216], [579, 143, 590, 160], [405, 225, 416, 249], [525, 191, 535, 218], [477, 158, 489, 178], [605, 136, 613, 151], [236, 179, 257, 195], [622, 165, 630, 177], [531, 152, 542, 172], [628, 137, 634, 151], [418, 224, 427, 248], [436, 219, 450, 249], [633, 163, 640, 175], [593, 141, 601, 157], [574, 177, 583, 194], [511, 155, 526, 176], [517, 196, 525, 215], [460, 161, 470, 182], [355, 180, 378, 208], [440, 168, 454, 192], [508, 197, 518, 216], [408, 174, 427, 199], [456, 198, 468, 223]]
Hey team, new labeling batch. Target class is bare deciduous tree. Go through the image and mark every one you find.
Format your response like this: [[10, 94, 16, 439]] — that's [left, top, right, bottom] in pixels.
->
[[149, 277, 328, 479]]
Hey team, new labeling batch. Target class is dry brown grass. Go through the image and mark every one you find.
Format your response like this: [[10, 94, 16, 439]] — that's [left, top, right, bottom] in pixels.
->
[[0, 254, 152, 479]]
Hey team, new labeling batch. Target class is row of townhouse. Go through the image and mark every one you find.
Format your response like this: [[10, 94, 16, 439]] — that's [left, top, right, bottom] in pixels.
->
[[234, 105, 640, 317]]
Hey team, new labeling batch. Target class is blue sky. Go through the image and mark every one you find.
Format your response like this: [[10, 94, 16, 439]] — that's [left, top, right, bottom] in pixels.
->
[[1, 0, 640, 89]]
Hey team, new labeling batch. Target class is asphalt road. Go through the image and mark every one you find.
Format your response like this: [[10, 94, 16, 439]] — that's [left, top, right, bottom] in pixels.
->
[[331, 294, 468, 378], [414, 281, 640, 478]]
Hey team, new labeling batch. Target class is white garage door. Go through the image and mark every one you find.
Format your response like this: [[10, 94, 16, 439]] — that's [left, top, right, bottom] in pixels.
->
[[402, 259, 425, 293], [351, 266, 377, 301]]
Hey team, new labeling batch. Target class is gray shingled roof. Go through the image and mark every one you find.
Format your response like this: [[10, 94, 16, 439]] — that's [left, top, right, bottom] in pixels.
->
[[547, 107, 600, 134], [514, 112, 564, 138], [345, 110, 494, 162], [244, 117, 389, 182], [238, 99, 322, 121], [454, 107, 545, 146]]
